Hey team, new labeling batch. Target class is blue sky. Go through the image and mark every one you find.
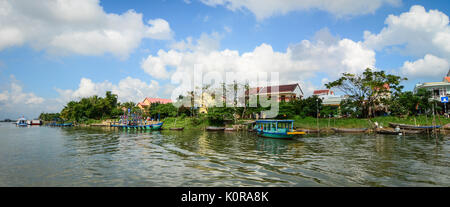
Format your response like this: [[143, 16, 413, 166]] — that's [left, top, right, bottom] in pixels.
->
[[0, 0, 449, 119]]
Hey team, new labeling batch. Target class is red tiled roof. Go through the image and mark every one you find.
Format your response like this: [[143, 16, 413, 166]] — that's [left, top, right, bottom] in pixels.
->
[[313, 89, 330, 95], [248, 84, 301, 95], [138, 97, 173, 106]]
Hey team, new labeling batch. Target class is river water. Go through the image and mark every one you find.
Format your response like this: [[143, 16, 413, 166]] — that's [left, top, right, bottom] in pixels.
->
[[0, 123, 448, 186]]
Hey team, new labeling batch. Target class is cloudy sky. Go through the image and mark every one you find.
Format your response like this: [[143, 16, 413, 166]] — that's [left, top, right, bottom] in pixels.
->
[[0, 0, 449, 119]]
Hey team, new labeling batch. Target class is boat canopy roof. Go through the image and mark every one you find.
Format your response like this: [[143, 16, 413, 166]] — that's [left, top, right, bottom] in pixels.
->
[[255, 120, 294, 123]]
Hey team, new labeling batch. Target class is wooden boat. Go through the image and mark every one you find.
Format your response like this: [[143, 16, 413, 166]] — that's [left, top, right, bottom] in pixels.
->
[[376, 128, 424, 135], [296, 128, 322, 133], [150, 122, 164, 130], [388, 122, 440, 130], [169, 127, 184, 131], [206, 126, 225, 131], [255, 120, 305, 139], [48, 122, 73, 127], [331, 128, 368, 133], [224, 128, 236, 131]]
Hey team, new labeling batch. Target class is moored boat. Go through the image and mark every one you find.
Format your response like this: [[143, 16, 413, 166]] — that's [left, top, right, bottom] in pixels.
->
[[150, 122, 164, 130], [48, 122, 73, 127], [255, 120, 305, 139], [16, 117, 28, 127], [206, 126, 225, 131], [331, 128, 368, 133], [169, 127, 184, 131], [224, 128, 236, 131], [388, 122, 440, 130], [296, 128, 322, 133], [376, 128, 424, 135], [30, 120, 42, 125]]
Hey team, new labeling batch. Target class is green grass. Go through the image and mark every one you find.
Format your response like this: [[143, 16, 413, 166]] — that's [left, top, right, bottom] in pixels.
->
[[161, 117, 209, 129], [77, 114, 450, 129], [292, 115, 450, 129]]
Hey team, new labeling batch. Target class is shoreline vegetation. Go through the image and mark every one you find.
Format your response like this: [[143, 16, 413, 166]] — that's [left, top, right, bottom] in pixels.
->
[[39, 115, 450, 134], [36, 68, 450, 134]]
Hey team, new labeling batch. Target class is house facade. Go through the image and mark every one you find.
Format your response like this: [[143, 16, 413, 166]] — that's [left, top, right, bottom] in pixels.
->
[[137, 97, 173, 110], [248, 83, 304, 102], [313, 89, 345, 106], [414, 71, 450, 101]]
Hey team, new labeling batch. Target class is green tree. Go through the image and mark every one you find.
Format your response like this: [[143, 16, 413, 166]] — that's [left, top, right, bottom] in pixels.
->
[[325, 68, 407, 118]]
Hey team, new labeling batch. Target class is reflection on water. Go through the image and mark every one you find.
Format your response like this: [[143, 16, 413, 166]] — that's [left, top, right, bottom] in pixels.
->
[[0, 124, 448, 186]]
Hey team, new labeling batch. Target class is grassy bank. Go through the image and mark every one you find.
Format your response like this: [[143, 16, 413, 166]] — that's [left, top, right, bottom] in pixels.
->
[[292, 115, 450, 129], [64, 115, 450, 130], [160, 115, 450, 130], [161, 117, 209, 129]]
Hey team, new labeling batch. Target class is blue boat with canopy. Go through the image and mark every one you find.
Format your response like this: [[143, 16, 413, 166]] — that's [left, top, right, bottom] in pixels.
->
[[254, 120, 305, 139]]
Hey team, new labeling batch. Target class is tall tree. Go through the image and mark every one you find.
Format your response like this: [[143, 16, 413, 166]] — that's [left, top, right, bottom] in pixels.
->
[[325, 68, 406, 118]]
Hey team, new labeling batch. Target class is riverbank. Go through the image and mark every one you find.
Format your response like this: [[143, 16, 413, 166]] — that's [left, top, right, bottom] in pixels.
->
[[292, 115, 450, 129], [60, 115, 450, 133]]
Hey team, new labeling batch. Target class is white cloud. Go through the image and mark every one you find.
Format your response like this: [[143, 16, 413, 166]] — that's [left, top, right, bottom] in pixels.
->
[[0, 75, 45, 105], [363, 5, 450, 79], [0, 75, 46, 119], [401, 54, 449, 78], [140, 30, 375, 96], [364, 5, 450, 58], [56, 77, 160, 103], [199, 0, 401, 20], [0, 0, 173, 58]]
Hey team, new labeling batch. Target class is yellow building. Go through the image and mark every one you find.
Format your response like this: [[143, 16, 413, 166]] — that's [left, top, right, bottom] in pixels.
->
[[137, 97, 173, 112]]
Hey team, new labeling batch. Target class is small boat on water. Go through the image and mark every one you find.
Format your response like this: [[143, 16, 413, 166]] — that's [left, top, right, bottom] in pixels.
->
[[30, 120, 42, 125], [48, 123, 73, 127], [388, 122, 440, 130], [255, 120, 305, 139], [149, 122, 164, 130], [296, 128, 322, 133], [224, 128, 236, 131], [169, 127, 184, 130], [206, 126, 225, 131], [16, 117, 28, 127], [331, 128, 368, 133], [375, 128, 424, 135]]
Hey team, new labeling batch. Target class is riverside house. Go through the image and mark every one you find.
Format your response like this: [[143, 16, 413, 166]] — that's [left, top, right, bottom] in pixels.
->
[[414, 69, 450, 101], [313, 89, 346, 106], [247, 83, 304, 102], [137, 97, 173, 112]]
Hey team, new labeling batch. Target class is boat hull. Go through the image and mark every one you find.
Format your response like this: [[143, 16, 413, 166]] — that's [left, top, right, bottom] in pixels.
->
[[388, 122, 440, 130], [150, 122, 163, 130], [257, 131, 294, 139], [206, 127, 225, 131], [376, 128, 424, 135], [331, 128, 368, 133]]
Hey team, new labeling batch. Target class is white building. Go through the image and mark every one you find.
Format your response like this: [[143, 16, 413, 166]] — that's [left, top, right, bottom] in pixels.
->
[[414, 70, 450, 101], [313, 89, 346, 106]]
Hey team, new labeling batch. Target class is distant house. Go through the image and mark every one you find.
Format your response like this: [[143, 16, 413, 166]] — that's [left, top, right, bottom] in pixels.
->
[[313, 89, 334, 96], [313, 89, 345, 106], [414, 69, 450, 101], [247, 83, 304, 102], [137, 97, 173, 110]]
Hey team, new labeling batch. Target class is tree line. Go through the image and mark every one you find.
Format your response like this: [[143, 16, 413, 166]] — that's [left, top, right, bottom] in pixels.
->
[[39, 68, 440, 123]]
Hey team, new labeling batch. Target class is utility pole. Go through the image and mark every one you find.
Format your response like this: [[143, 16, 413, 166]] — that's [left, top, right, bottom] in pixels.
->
[[316, 98, 319, 132]]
